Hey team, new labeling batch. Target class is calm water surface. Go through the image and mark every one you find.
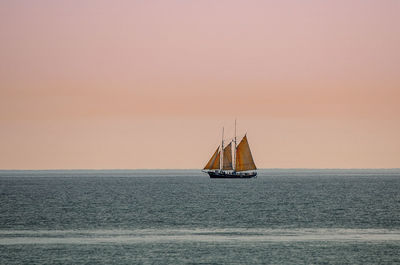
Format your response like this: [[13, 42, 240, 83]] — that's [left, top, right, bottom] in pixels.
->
[[1, 169, 400, 264]]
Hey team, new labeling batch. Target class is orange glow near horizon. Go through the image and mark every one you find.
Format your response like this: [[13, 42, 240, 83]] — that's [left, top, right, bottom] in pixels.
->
[[1, 1, 399, 169]]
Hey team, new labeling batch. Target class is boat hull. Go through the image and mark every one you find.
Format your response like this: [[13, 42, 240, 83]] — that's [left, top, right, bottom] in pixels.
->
[[207, 171, 257, 179]]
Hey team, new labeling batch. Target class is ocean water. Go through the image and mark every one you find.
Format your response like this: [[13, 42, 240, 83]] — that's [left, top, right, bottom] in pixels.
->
[[1, 169, 400, 264]]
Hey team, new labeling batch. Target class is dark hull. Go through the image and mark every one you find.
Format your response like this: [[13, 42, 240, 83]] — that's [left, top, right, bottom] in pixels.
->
[[207, 171, 257, 179]]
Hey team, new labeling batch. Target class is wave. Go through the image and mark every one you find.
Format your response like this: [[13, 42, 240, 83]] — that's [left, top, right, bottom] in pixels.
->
[[1, 228, 400, 245]]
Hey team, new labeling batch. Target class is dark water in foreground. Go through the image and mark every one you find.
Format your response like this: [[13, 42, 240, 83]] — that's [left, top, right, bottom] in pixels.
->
[[1, 169, 399, 264]]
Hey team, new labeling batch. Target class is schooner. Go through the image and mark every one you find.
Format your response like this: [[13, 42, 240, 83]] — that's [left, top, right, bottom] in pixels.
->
[[202, 121, 257, 178]]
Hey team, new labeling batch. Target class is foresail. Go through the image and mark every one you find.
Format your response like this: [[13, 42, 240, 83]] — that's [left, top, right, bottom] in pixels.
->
[[222, 142, 233, 170], [235, 135, 257, 171], [204, 147, 219, 170], [211, 151, 221, 169]]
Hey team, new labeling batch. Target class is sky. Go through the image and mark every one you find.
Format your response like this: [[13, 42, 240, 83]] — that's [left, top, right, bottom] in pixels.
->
[[0, 0, 399, 169]]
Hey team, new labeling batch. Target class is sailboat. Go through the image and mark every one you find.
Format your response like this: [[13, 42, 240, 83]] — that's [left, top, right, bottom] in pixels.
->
[[202, 121, 257, 178]]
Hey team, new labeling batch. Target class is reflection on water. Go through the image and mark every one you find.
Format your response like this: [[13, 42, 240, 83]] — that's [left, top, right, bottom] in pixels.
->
[[1, 228, 400, 245]]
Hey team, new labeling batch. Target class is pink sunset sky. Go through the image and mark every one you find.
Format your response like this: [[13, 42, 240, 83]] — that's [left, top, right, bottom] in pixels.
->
[[0, 0, 399, 169]]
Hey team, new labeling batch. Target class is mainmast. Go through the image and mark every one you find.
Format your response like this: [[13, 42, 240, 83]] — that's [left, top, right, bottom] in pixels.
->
[[234, 119, 237, 172], [220, 127, 224, 171]]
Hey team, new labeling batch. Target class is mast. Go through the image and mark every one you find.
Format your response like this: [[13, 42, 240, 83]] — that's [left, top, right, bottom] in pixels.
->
[[234, 119, 237, 172], [220, 127, 224, 171]]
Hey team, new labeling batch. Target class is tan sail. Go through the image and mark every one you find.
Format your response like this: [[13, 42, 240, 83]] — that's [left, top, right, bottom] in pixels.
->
[[222, 142, 233, 170], [204, 147, 220, 170], [211, 151, 221, 169], [235, 135, 257, 171]]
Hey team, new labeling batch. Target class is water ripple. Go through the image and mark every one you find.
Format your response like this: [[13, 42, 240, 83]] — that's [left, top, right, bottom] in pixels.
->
[[1, 228, 400, 245]]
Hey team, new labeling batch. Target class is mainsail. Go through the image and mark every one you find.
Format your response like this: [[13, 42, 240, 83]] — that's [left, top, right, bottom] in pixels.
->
[[235, 135, 257, 172], [222, 142, 233, 170], [204, 147, 220, 170]]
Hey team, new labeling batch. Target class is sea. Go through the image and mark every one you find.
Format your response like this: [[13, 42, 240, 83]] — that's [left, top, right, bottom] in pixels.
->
[[1, 169, 399, 264]]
